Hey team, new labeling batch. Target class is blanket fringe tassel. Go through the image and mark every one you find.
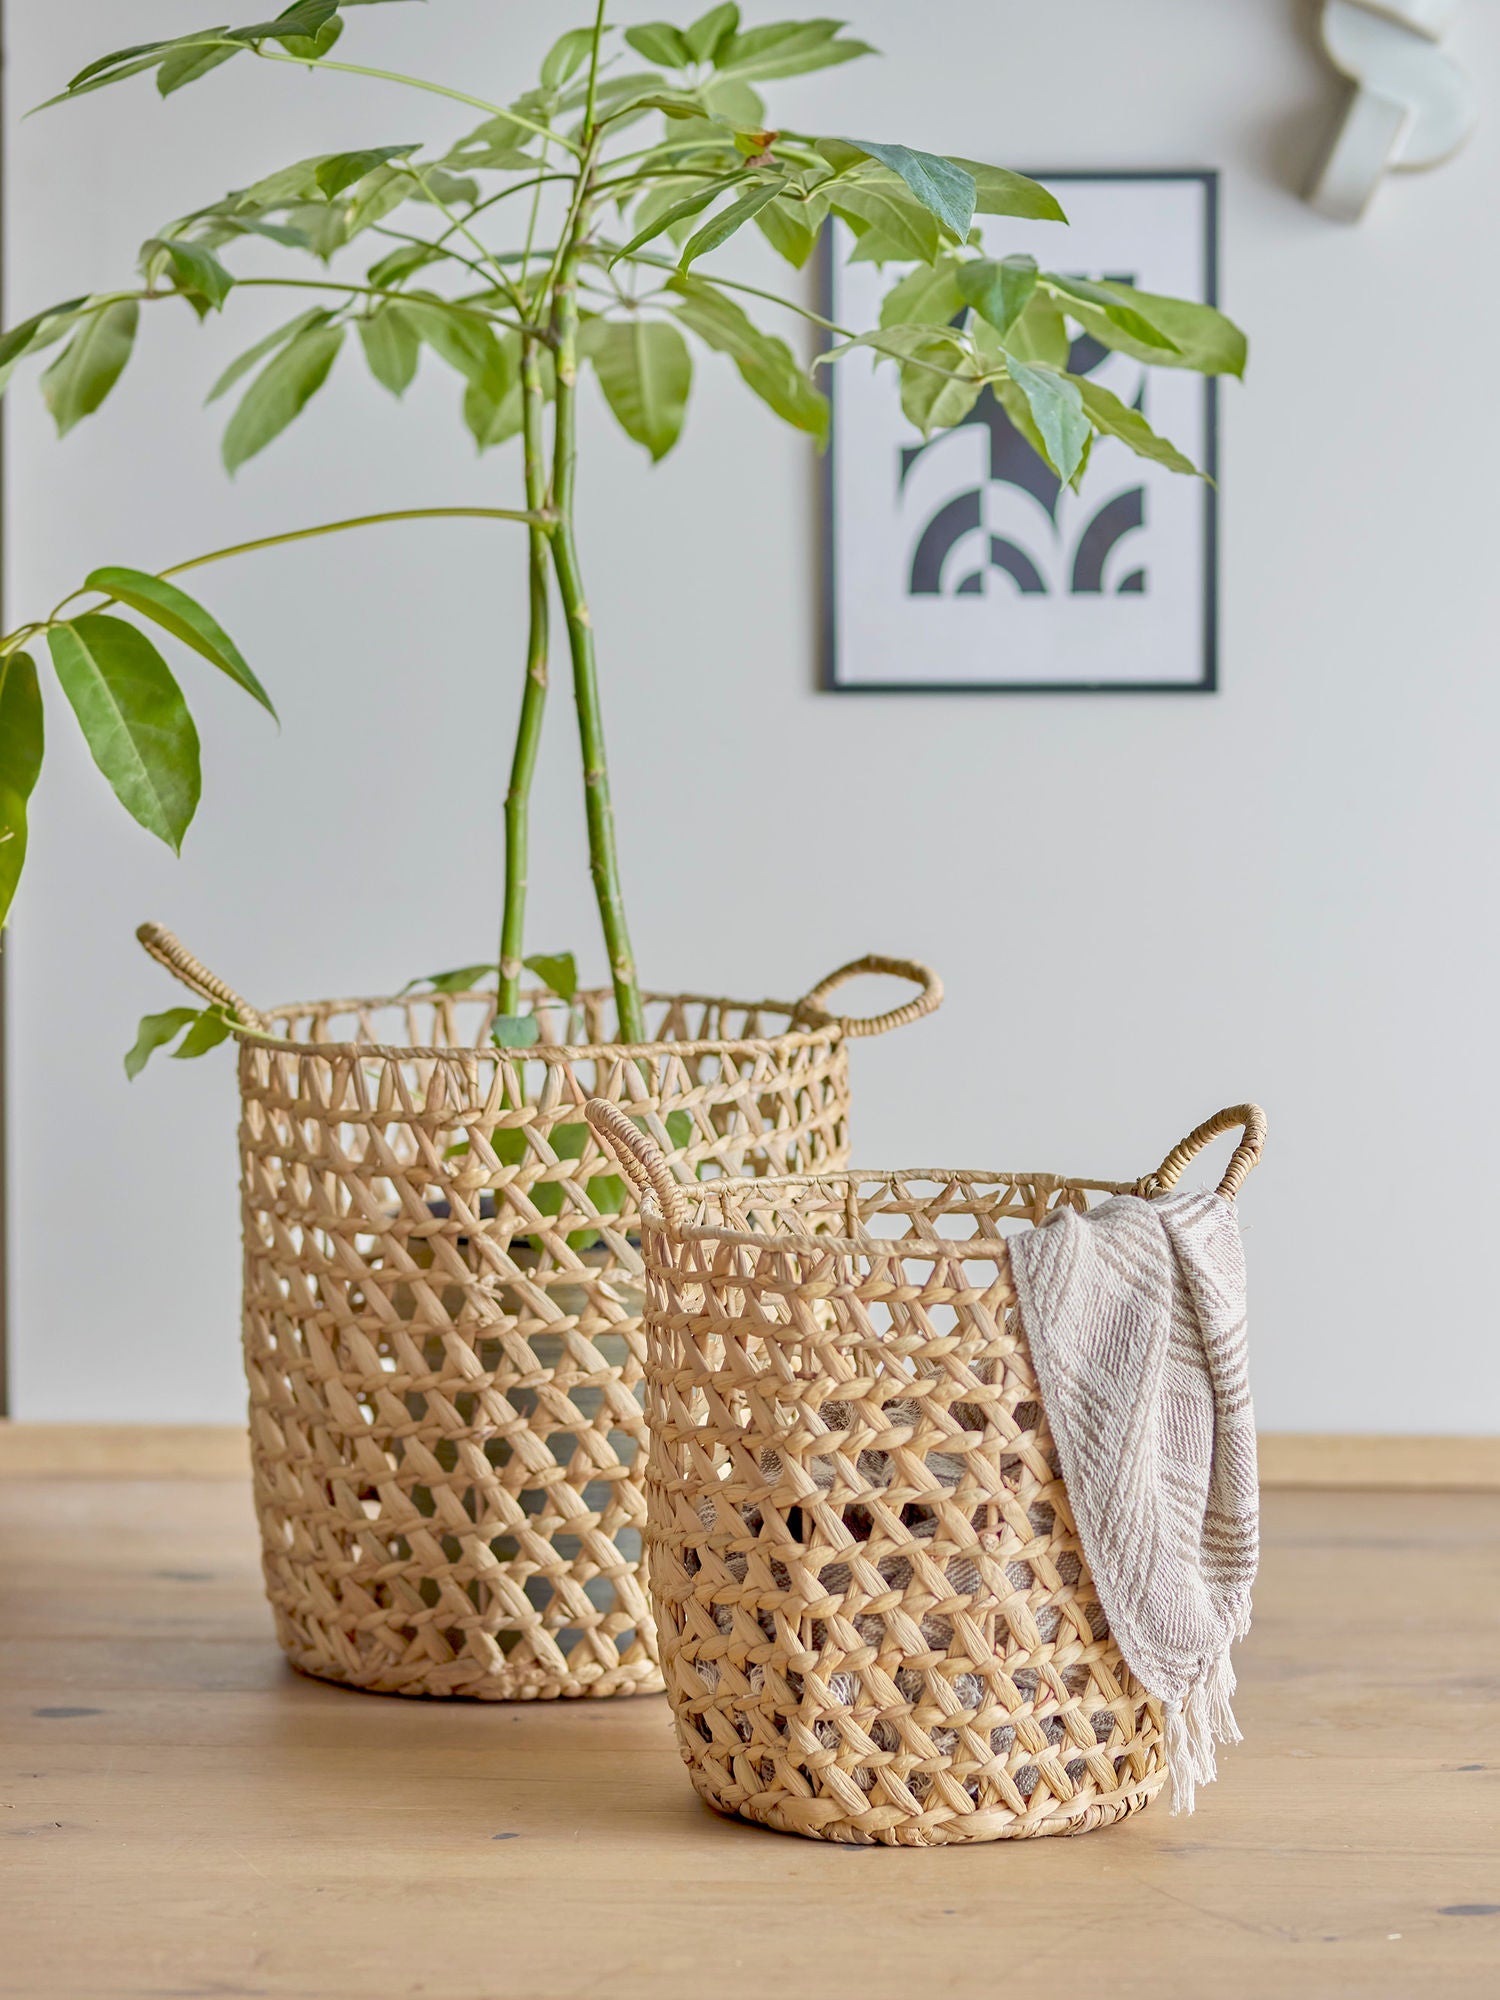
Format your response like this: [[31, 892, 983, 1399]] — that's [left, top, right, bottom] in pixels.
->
[[1163, 1650, 1242, 1816]]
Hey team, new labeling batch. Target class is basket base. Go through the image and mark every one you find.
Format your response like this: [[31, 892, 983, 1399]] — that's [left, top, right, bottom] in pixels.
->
[[276, 1633, 666, 1702], [691, 1768, 1165, 1845]]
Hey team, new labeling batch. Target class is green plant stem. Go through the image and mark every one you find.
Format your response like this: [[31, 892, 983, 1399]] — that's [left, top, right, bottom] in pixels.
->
[[232, 274, 524, 330], [609, 247, 856, 335], [548, 24, 645, 1044], [498, 337, 552, 1016], [253, 46, 578, 154], [39, 507, 546, 626]]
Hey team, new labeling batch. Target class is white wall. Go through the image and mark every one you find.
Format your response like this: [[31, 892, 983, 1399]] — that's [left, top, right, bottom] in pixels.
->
[[5, 2, 1497, 1432]]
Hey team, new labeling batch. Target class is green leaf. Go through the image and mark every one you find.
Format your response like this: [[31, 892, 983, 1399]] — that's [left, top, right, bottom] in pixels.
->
[[402, 298, 505, 386], [1004, 361, 1090, 484], [229, 155, 328, 211], [948, 160, 1067, 223], [879, 259, 965, 330], [1043, 274, 1178, 354], [583, 319, 691, 461], [669, 275, 827, 443], [957, 254, 1037, 336], [1056, 283, 1248, 378], [365, 240, 439, 287], [51, 34, 227, 105], [402, 963, 497, 996], [407, 165, 480, 209], [679, 180, 786, 268], [276, 15, 344, 61], [222, 321, 344, 470], [552, 1122, 590, 1163], [822, 323, 964, 366], [524, 952, 578, 1004], [314, 144, 418, 198], [463, 340, 526, 451], [67, 38, 188, 93], [1074, 378, 1201, 478], [542, 25, 601, 88], [583, 1173, 627, 1220], [718, 20, 875, 83], [698, 75, 765, 126], [1003, 295, 1068, 368], [617, 175, 744, 262], [124, 1006, 202, 1081], [753, 196, 816, 269], [845, 143, 974, 242], [491, 1014, 541, 1050], [172, 1006, 234, 1060], [665, 1108, 694, 1151], [47, 617, 200, 853], [157, 41, 239, 94], [687, 6, 740, 62], [829, 182, 939, 264], [0, 297, 90, 395], [624, 23, 692, 69], [148, 238, 236, 313], [899, 341, 981, 435], [40, 300, 139, 436], [228, 1, 340, 46], [206, 308, 330, 403], [358, 302, 421, 395], [82, 567, 276, 718], [0, 652, 44, 928]]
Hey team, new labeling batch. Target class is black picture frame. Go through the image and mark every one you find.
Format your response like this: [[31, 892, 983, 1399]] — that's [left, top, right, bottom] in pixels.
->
[[818, 168, 1221, 696]]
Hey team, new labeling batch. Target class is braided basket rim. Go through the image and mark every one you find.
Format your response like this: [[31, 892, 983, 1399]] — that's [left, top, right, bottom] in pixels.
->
[[224, 985, 848, 1064], [654, 1168, 1149, 1262]]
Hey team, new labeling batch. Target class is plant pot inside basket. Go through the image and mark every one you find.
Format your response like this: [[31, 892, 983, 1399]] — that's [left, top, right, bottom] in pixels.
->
[[136, 930, 941, 1701]]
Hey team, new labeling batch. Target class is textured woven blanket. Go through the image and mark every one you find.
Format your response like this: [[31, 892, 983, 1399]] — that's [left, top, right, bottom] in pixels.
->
[[1008, 1188, 1258, 1813]]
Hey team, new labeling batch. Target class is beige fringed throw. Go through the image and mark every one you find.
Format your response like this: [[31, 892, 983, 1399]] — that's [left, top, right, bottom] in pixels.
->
[[1008, 1188, 1258, 1814]]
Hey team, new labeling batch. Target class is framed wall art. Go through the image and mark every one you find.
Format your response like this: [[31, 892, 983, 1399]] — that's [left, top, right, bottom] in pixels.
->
[[821, 170, 1221, 694]]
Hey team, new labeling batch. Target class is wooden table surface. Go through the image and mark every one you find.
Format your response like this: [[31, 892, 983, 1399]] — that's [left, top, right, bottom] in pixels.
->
[[2, 1477, 1497, 2000]]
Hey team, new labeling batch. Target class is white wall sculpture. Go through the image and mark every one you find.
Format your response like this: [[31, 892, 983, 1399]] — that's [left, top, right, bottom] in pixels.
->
[[1310, 0, 1477, 221]]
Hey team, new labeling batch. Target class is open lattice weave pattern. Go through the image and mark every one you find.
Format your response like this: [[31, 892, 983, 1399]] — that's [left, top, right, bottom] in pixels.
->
[[238, 986, 858, 1700], [638, 1169, 1168, 1842]]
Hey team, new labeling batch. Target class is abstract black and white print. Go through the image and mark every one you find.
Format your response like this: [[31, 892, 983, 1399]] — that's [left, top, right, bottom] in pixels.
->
[[823, 173, 1219, 691]]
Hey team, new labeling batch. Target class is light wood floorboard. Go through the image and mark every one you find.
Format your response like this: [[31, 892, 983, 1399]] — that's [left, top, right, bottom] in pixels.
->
[[1, 1478, 1497, 1999]]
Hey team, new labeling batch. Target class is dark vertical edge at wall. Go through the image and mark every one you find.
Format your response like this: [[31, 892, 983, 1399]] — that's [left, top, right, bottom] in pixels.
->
[[815, 225, 838, 690], [1202, 168, 1221, 695], [0, 0, 10, 1415]]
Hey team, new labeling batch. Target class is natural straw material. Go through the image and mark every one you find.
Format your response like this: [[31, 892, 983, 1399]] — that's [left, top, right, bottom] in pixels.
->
[[137, 926, 939, 1701], [587, 1099, 1264, 1843]]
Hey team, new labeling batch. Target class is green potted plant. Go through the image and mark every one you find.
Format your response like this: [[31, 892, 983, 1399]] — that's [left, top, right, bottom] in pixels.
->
[[0, 1, 1245, 1699]]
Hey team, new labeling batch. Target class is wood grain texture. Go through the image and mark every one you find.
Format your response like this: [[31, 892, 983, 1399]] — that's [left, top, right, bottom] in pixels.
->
[[1256, 1433, 1500, 1490], [0, 1423, 250, 1479], [1, 1478, 1497, 1999], [5, 1423, 1497, 1487]]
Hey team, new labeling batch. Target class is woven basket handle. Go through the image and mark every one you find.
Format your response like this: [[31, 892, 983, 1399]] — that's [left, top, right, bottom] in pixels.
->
[[136, 922, 269, 1032], [584, 1100, 690, 1235], [1143, 1103, 1267, 1201], [794, 955, 943, 1040]]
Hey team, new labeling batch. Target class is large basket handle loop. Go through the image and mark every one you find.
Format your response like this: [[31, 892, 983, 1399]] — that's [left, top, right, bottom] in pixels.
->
[[584, 1100, 690, 1235], [1144, 1103, 1267, 1202], [136, 922, 269, 1033], [793, 955, 943, 1040]]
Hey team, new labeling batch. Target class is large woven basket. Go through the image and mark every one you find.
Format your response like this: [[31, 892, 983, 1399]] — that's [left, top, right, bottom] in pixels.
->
[[137, 926, 940, 1700], [587, 1099, 1265, 1844]]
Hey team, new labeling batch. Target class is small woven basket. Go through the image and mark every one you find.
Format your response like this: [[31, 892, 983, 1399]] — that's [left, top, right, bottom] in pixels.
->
[[587, 1099, 1265, 1844], [137, 926, 940, 1701]]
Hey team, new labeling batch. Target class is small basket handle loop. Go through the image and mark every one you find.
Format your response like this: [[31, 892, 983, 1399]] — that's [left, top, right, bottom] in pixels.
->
[[136, 922, 269, 1032], [584, 1100, 690, 1235], [1145, 1103, 1267, 1202], [793, 955, 943, 1040]]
